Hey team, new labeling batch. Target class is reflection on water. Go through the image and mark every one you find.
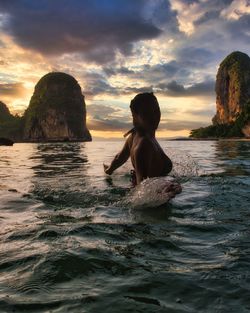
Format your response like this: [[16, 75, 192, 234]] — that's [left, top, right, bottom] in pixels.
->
[[0, 140, 250, 312], [214, 141, 250, 176], [215, 140, 250, 160], [32, 143, 88, 176]]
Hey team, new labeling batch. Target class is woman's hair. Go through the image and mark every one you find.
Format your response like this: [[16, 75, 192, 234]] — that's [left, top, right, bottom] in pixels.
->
[[130, 92, 161, 130]]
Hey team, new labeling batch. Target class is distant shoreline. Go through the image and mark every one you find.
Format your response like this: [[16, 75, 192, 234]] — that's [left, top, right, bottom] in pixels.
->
[[168, 138, 250, 141], [1, 138, 250, 144]]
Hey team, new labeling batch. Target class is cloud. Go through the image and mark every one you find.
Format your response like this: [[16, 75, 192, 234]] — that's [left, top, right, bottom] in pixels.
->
[[88, 117, 131, 132], [0, 82, 25, 97], [159, 119, 209, 131], [103, 60, 188, 87], [0, 0, 173, 63], [175, 46, 216, 68], [81, 62, 215, 98], [123, 86, 154, 95], [163, 80, 185, 93], [81, 72, 117, 96], [114, 79, 215, 98], [0, 0, 250, 137], [194, 10, 221, 25], [103, 66, 135, 77], [170, 0, 205, 35], [170, 0, 235, 34], [220, 0, 250, 20], [225, 14, 250, 42], [86, 102, 132, 132], [87, 104, 119, 118], [183, 107, 216, 118], [88, 116, 209, 132], [157, 80, 215, 97]]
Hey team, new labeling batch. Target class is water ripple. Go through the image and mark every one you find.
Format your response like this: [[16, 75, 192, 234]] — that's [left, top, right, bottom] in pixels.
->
[[0, 141, 249, 312]]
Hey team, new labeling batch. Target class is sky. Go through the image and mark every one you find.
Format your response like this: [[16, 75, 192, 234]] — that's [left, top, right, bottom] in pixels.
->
[[0, 0, 250, 138]]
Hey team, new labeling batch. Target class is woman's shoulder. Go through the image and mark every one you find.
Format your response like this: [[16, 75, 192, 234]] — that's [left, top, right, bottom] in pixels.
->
[[125, 132, 135, 149]]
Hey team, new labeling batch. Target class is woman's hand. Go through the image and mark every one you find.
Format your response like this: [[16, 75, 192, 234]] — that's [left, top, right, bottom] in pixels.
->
[[103, 163, 112, 175]]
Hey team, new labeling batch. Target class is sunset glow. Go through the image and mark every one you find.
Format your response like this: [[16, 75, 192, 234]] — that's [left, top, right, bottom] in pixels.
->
[[0, 0, 250, 138]]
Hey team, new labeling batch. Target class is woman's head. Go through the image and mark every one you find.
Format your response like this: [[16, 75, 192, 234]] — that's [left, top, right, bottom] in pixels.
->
[[130, 93, 161, 131]]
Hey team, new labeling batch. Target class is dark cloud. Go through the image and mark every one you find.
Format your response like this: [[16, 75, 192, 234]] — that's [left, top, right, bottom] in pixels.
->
[[144, 0, 179, 31], [157, 80, 215, 97], [118, 79, 215, 98], [103, 60, 186, 86], [175, 47, 216, 69], [195, 10, 221, 25], [141, 61, 182, 82], [0, 83, 25, 96], [82, 72, 117, 96], [185, 80, 215, 96], [0, 0, 177, 63], [103, 66, 135, 77], [82, 66, 214, 98], [226, 15, 250, 42], [164, 80, 185, 93], [123, 86, 154, 95]]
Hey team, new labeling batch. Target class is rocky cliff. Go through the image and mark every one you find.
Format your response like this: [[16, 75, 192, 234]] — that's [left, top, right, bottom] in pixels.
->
[[0, 101, 12, 122], [213, 51, 250, 125], [190, 51, 250, 138], [24, 72, 91, 142], [0, 101, 23, 141]]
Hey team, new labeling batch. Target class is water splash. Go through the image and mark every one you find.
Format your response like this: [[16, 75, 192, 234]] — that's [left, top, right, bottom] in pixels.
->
[[126, 177, 181, 209], [167, 148, 201, 177], [122, 148, 200, 209]]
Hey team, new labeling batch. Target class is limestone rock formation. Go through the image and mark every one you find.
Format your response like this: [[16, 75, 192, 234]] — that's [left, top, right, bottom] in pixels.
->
[[24, 72, 91, 142], [213, 51, 250, 125], [0, 101, 23, 141], [0, 101, 12, 122], [190, 51, 250, 138]]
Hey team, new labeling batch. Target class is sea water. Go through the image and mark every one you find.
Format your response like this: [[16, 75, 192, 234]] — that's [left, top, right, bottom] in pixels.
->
[[0, 140, 249, 312]]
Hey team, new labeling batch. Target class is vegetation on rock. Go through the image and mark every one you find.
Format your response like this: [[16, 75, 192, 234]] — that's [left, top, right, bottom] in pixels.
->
[[190, 101, 250, 138]]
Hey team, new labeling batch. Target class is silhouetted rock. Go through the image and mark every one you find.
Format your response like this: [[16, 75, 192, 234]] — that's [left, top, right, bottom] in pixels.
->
[[0, 101, 12, 122], [0, 137, 14, 146], [0, 101, 23, 141], [24, 72, 92, 142], [213, 51, 250, 125]]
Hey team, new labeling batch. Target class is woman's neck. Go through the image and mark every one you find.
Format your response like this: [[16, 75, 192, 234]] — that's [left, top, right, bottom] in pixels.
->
[[136, 127, 155, 137]]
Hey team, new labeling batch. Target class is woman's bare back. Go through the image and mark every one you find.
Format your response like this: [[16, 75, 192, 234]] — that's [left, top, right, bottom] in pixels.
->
[[129, 133, 172, 184]]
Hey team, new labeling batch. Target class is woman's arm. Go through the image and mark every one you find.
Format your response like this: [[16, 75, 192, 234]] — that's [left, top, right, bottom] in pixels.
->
[[103, 137, 131, 175]]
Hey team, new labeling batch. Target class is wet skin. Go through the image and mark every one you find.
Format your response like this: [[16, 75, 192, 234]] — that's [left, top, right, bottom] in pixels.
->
[[103, 111, 173, 185]]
